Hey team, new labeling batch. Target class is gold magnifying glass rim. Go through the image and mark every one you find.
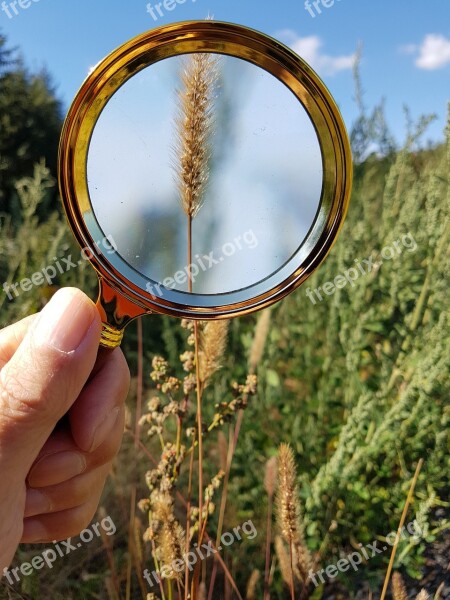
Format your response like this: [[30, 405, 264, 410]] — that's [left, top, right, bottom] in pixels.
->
[[58, 20, 352, 320]]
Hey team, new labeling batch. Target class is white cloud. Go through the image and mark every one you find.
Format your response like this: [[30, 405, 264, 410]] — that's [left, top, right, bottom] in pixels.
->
[[410, 34, 450, 70], [416, 34, 450, 69], [276, 30, 355, 76]]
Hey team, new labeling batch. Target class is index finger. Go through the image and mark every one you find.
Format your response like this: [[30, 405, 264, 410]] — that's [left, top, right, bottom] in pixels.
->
[[0, 314, 38, 370]]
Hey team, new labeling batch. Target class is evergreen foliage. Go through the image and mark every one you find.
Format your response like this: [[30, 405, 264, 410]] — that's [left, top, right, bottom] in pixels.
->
[[0, 32, 62, 217]]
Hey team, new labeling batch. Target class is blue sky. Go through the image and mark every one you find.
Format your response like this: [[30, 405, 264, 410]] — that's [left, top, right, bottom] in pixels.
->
[[1, 0, 449, 145]]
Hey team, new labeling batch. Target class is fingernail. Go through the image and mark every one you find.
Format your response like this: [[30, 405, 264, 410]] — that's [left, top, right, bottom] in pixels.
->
[[34, 288, 97, 353], [25, 489, 52, 517], [28, 451, 87, 487], [88, 407, 121, 452]]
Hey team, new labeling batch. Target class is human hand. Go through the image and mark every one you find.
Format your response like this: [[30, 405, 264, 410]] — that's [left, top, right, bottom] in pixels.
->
[[0, 288, 130, 572]]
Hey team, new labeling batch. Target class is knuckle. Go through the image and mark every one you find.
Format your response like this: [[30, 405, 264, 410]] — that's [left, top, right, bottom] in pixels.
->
[[0, 344, 70, 423], [0, 370, 49, 422], [0, 367, 44, 423]]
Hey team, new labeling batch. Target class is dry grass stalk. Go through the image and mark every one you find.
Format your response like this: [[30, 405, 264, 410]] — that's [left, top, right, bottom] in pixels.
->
[[275, 535, 301, 587], [293, 540, 312, 586], [154, 496, 185, 581], [249, 309, 271, 373], [275, 444, 312, 586], [380, 459, 424, 600], [173, 37, 227, 596], [198, 581, 207, 600], [196, 317, 228, 552], [134, 516, 144, 565], [415, 591, 430, 600], [218, 430, 228, 472], [175, 52, 218, 219], [392, 572, 408, 600], [246, 569, 260, 599], [97, 506, 121, 599], [264, 456, 277, 600], [264, 456, 278, 498], [105, 577, 119, 600], [275, 535, 293, 587], [276, 444, 299, 544], [198, 320, 229, 385], [158, 520, 185, 581]]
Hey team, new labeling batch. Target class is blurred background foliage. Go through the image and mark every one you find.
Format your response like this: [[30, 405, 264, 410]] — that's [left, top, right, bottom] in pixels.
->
[[0, 32, 448, 599]]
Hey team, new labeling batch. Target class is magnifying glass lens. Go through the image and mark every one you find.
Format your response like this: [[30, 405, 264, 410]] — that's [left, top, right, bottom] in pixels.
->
[[87, 54, 323, 297], [58, 22, 351, 346]]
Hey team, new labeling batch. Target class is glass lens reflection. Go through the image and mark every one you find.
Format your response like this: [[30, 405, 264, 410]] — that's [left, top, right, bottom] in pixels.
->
[[87, 54, 323, 295]]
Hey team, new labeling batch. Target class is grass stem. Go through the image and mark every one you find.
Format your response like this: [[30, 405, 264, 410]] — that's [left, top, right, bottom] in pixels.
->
[[379, 458, 424, 600]]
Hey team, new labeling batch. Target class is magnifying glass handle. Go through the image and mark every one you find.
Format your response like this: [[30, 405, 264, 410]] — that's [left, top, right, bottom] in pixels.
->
[[95, 278, 148, 348]]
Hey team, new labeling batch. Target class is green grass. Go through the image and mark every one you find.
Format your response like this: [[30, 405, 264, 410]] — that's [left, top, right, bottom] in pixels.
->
[[0, 109, 449, 599]]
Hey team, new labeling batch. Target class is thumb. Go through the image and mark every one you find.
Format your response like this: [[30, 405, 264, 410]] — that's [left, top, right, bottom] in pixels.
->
[[0, 288, 101, 476]]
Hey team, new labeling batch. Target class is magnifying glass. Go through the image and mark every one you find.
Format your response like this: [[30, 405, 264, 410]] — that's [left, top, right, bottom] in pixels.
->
[[58, 20, 352, 348]]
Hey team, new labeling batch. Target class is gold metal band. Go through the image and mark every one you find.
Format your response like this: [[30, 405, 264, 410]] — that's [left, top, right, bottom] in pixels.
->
[[100, 322, 124, 348]]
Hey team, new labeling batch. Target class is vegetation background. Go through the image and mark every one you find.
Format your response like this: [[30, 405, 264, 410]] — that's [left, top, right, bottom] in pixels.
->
[[0, 32, 448, 599]]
